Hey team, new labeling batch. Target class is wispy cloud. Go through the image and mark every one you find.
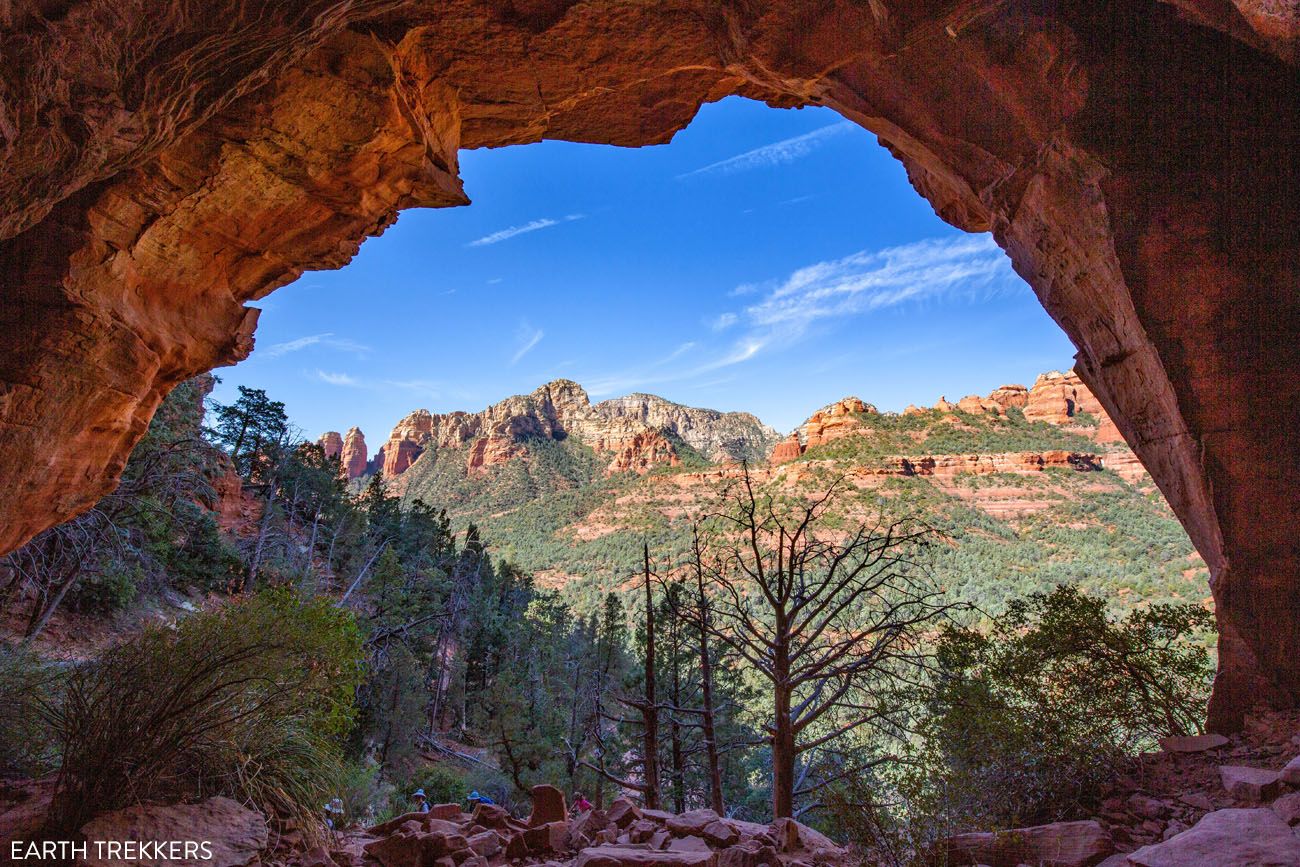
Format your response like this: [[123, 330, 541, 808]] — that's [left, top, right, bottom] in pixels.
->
[[468, 214, 584, 247], [710, 312, 738, 332], [678, 123, 852, 179], [511, 323, 545, 366], [263, 332, 370, 359], [313, 369, 445, 399], [316, 370, 360, 387], [741, 235, 1011, 338], [581, 234, 1016, 398]]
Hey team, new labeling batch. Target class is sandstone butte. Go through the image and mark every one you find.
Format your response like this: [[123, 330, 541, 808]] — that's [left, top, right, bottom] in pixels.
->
[[769, 372, 1122, 465], [326, 381, 777, 483], [0, 0, 1294, 733]]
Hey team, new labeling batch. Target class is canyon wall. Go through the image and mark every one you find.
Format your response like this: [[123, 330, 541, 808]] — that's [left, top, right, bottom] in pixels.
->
[[358, 380, 771, 485], [0, 0, 1295, 728]]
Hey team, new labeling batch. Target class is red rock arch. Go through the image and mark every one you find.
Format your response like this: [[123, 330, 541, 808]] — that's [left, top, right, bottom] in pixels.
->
[[1, 0, 1295, 729]]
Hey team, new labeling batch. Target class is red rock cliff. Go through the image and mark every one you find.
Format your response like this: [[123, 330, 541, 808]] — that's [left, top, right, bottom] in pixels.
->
[[341, 428, 367, 480]]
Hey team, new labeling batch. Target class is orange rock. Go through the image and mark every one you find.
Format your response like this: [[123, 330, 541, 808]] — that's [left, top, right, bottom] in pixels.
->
[[318, 431, 343, 459], [769, 434, 803, 465], [341, 427, 367, 479], [986, 384, 1030, 410]]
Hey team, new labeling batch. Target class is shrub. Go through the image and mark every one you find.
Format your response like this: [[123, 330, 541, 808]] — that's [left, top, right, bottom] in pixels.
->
[[915, 585, 1214, 829], [44, 588, 364, 835], [70, 565, 140, 614], [0, 646, 63, 777]]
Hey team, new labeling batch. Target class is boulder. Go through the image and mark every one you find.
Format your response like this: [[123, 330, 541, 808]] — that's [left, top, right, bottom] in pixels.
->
[[668, 836, 713, 852], [717, 841, 780, 867], [609, 798, 644, 829], [569, 809, 613, 847], [1158, 733, 1230, 753], [529, 784, 569, 826], [939, 819, 1114, 867], [701, 821, 740, 848], [1126, 808, 1300, 866], [667, 809, 721, 837], [770, 819, 799, 853], [1272, 792, 1300, 826], [629, 818, 659, 843], [523, 825, 552, 853], [650, 829, 671, 849], [1126, 794, 1170, 820], [1220, 765, 1283, 802], [1177, 791, 1216, 811], [472, 802, 513, 829], [641, 809, 676, 824], [574, 845, 718, 867], [468, 831, 502, 857], [430, 803, 463, 821], [362, 830, 423, 867], [1281, 755, 1300, 786], [299, 845, 339, 867], [549, 821, 574, 852], [721, 819, 770, 842], [79, 796, 267, 867]]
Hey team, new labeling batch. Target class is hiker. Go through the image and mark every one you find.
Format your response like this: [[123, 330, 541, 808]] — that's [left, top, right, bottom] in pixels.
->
[[323, 798, 343, 830], [572, 791, 592, 814], [468, 789, 495, 808], [411, 788, 430, 814]]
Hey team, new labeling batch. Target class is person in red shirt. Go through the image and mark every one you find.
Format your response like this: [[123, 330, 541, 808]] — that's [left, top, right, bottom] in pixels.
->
[[572, 792, 593, 814]]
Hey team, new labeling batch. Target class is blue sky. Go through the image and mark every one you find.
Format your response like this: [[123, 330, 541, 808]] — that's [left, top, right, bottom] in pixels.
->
[[212, 96, 1076, 440]]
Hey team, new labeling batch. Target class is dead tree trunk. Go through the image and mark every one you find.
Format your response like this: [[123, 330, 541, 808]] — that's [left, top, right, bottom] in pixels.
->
[[692, 528, 725, 815], [642, 543, 661, 809]]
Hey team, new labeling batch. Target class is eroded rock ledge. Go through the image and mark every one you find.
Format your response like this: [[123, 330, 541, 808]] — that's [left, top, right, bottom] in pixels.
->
[[0, 0, 1296, 728]]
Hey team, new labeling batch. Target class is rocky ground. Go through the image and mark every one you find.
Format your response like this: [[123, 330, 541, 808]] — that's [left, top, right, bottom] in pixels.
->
[[940, 709, 1300, 866], [3, 711, 1299, 865]]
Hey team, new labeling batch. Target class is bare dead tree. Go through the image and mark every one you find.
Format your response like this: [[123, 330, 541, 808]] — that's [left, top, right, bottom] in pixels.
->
[[688, 524, 726, 815], [700, 463, 959, 819], [581, 544, 663, 809]]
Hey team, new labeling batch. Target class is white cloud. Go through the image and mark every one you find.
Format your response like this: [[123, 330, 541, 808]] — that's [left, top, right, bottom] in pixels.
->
[[741, 235, 1011, 339], [510, 324, 545, 366], [468, 214, 584, 247], [710, 312, 738, 332], [678, 122, 852, 179], [262, 332, 370, 359], [316, 370, 360, 387], [581, 234, 1016, 397]]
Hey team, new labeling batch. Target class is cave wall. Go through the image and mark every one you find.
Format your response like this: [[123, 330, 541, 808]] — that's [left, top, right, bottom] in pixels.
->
[[0, 0, 1295, 729]]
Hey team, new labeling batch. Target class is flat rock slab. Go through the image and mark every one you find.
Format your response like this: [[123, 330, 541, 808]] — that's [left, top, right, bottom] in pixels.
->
[[1282, 755, 1300, 786], [1159, 733, 1230, 753], [1221, 765, 1284, 802], [575, 845, 717, 867], [1126, 808, 1300, 866], [79, 796, 266, 867], [941, 819, 1114, 867]]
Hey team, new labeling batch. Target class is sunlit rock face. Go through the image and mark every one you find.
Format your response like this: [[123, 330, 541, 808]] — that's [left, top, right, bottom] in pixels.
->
[[360, 381, 773, 487], [341, 428, 368, 480], [0, 0, 1295, 729]]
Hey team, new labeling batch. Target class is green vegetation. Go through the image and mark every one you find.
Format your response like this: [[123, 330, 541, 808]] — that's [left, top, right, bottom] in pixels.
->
[[399, 437, 606, 519], [799, 408, 1104, 464], [44, 588, 363, 835], [1, 376, 241, 637], [0, 379, 1217, 849]]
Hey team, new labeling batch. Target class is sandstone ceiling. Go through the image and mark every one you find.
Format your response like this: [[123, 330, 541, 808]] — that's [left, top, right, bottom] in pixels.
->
[[0, 0, 1295, 730]]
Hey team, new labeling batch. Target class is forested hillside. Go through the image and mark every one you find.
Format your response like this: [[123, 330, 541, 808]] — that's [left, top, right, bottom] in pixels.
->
[[0, 373, 1216, 864]]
